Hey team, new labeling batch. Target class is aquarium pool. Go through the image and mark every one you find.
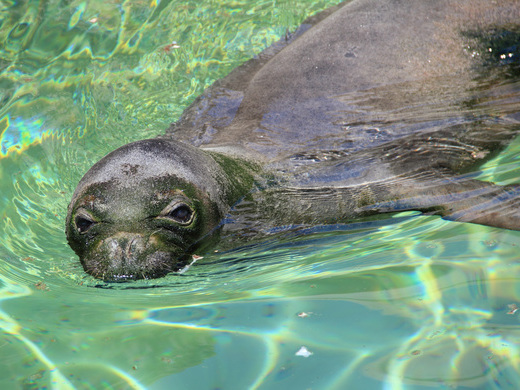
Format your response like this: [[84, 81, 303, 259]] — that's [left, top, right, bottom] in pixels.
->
[[1, 0, 520, 388]]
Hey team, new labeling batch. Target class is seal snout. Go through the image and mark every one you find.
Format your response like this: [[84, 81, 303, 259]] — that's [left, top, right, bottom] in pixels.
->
[[83, 232, 185, 281], [106, 233, 146, 264]]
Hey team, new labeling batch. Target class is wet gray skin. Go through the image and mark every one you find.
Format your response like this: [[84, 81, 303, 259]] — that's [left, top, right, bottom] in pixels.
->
[[67, 0, 520, 281]]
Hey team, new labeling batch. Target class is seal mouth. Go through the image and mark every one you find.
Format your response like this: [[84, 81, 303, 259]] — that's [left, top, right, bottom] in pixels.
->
[[81, 232, 189, 281], [84, 250, 191, 282]]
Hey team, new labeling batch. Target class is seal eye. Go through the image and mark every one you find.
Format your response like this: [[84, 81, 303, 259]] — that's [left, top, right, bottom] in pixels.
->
[[75, 215, 95, 233], [166, 204, 193, 225]]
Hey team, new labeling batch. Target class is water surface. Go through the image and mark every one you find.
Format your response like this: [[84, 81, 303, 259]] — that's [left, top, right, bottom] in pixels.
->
[[1, 0, 520, 389]]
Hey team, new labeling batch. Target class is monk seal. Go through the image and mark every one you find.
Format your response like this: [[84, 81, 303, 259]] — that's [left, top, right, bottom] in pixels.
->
[[67, 0, 520, 281]]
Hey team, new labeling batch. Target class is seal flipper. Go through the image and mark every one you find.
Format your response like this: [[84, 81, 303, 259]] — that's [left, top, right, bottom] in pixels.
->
[[361, 176, 520, 231], [246, 173, 520, 232], [254, 120, 520, 231], [374, 120, 520, 230], [442, 184, 520, 230]]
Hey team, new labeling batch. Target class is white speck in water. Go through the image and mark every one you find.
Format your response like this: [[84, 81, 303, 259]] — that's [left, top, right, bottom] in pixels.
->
[[295, 346, 313, 358]]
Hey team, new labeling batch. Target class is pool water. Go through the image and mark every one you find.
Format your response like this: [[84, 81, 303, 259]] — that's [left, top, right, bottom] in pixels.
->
[[1, 0, 520, 389]]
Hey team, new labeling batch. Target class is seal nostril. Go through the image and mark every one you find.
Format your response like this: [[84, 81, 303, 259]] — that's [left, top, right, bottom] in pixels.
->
[[103, 234, 147, 266], [107, 238, 123, 260], [126, 237, 140, 258]]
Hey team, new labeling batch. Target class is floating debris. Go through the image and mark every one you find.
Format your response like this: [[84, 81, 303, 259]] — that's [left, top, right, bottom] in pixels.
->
[[297, 312, 310, 318], [34, 281, 48, 291], [178, 254, 202, 274], [163, 41, 181, 52], [295, 346, 313, 358], [507, 303, 518, 315]]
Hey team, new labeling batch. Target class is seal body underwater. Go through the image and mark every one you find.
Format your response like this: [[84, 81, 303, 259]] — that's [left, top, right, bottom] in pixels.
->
[[67, 0, 520, 281]]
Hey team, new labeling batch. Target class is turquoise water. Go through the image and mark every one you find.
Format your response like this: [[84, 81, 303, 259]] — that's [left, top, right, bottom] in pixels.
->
[[1, 0, 520, 389]]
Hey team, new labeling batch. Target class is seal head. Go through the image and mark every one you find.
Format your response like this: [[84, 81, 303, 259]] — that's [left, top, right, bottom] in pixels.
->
[[66, 139, 229, 281]]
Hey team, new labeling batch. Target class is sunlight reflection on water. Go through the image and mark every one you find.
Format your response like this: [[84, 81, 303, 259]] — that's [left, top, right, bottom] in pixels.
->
[[1, 0, 520, 389]]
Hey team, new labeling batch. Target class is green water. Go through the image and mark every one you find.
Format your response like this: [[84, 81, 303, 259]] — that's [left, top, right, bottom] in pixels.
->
[[1, 0, 520, 388]]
